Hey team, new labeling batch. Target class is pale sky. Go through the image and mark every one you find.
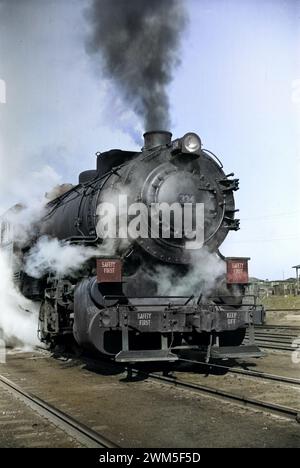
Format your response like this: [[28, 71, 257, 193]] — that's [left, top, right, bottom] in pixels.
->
[[0, 0, 299, 280]]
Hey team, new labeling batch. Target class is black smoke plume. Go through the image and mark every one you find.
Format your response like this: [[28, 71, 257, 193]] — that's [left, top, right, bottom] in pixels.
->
[[85, 0, 188, 132]]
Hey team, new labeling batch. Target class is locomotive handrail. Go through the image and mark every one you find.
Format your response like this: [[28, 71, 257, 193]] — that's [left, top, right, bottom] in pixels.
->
[[202, 148, 224, 168], [103, 294, 260, 301], [102, 294, 262, 309], [44, 169, 115, 215], [109, 303, 262, 310]]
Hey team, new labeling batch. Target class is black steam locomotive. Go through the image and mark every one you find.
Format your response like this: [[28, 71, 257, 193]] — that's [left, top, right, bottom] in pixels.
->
[[1, 131, 264, 362]]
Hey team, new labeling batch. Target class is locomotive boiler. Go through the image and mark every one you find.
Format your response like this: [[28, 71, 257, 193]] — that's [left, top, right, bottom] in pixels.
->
[[1, 131, 264, 362]]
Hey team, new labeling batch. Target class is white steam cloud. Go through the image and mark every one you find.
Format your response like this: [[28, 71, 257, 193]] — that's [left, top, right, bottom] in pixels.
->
[[151, 248, 226, 298], [24, 235, 130, 280], [0, 250, 39, 348], [0, 200, 48, 348], [24, 236, 97, 279]]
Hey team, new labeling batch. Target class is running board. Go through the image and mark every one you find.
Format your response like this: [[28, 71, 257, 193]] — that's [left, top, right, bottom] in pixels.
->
[[210, 345, 265, 359], [115, 350, 179, 363]]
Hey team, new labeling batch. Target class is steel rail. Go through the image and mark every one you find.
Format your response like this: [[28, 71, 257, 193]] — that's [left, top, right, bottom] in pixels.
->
[[178, 357, 300, 387], [247, 342, 293, 351], [0, 373, 118, 448], [29, 349, 300, 425], [134, 369, 300, 423], [265, 309, 300, 312], [249, 333, 297, 339], [256, 325, 300, 331], [248, 337, 294, 344]]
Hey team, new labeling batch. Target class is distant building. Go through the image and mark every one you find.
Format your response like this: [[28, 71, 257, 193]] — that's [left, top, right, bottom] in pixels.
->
[[247, 277, 298, 297]]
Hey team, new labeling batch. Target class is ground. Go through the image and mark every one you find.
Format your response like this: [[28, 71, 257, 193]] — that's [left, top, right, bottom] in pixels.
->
[[0, 348, 299, 448]]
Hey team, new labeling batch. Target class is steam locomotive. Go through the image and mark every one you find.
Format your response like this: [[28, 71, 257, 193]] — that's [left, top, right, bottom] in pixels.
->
[[0, 131, 264, 362]]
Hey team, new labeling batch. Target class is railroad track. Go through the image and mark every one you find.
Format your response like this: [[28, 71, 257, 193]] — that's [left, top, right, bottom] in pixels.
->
[[265, 309, 300, 312], [40, 347, 300, 424], [178, 357, 300, 387], [247, 342, 293, 352], [2, 347, 299, 448], [245, 328, 298, 351], [254, 330, 298, 337], [0, 373, 118, 448], [131, 367, 300, 424], [61, 352, 300, 424], [71, 349, 300, 425], [245, 339, 293, 351], [256, 324, 300, 332], [252, 335, 297, 342]]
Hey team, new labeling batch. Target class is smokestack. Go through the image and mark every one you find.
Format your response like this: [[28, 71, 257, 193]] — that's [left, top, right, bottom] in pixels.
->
[[143, 131, 172, 150], [85, 0, 188, 132]]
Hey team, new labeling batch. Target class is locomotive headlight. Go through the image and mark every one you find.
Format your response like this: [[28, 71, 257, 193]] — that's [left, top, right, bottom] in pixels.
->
[[171, 132, 202, 155], [182, 133, 202, 153]]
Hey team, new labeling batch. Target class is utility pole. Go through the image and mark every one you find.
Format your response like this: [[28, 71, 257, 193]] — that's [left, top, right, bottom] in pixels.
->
[[292, 265, 300, 295]]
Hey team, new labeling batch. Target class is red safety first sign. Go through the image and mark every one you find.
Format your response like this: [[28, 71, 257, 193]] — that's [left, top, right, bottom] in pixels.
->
[[97, 259, 122, 283], [226, 258, 249, 284]]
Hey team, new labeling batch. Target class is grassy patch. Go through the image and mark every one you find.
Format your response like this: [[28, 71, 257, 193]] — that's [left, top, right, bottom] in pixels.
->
[[261, 295, 300, 309]]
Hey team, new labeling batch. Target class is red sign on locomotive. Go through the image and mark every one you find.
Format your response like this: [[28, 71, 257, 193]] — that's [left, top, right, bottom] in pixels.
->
[[97, 259, 122, 283], [226, 257, 249, 284]]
